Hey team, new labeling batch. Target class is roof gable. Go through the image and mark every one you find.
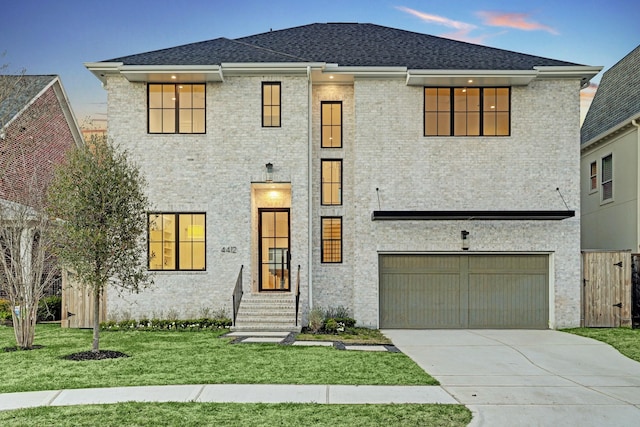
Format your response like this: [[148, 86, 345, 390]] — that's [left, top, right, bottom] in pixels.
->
[[0, 75, 57, 128], [581, 44, 640, 144]]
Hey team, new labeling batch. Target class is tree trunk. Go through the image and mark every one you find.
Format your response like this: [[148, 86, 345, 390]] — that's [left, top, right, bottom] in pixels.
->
[[92, 287, 101, 353]]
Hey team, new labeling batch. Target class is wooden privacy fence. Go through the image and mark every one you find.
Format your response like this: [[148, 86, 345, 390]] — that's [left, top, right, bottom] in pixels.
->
[[582, 251, 632, 327], [60, 269, 106, 328]]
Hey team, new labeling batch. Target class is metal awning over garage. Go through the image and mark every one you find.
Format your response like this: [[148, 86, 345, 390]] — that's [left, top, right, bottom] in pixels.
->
[[371, 210, 575, 221]]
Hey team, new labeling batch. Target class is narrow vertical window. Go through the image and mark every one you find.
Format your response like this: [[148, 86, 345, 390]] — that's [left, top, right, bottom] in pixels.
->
[[148, 213, 206, 271], [321, 159, 342, 205], [424, 88, 450, 136], [148, 84, 205, 134], [262, 82, 281, 127], [321, 101, 342, 147], [321, 217, 342, 263], [483, 87, 510, 136], [589, 161, 597, 192], [601, 154, 613, 202]]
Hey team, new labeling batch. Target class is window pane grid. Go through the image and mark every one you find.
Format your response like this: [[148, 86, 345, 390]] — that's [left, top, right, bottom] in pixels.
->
[[602, 155, 613, 201], [148, 213, 206, 271], [424, 87, 509, 136], [262, 82, 281, 127], [321, 101, 342, 147], [148, 84, 205, 134], [321, 160, 342, 205], [321, 217, 342, 263], [590, 161, 597, 191]]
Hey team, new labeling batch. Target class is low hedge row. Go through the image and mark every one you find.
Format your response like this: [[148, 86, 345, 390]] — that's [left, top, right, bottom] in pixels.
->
[[101, 317, 232, 331]]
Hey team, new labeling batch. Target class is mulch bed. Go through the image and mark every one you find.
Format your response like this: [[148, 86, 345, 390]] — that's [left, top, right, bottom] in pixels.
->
[[62, 350, 129, 361]]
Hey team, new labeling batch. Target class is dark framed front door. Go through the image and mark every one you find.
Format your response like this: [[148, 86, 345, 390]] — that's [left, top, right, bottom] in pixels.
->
[[259, 208, 290, 291]]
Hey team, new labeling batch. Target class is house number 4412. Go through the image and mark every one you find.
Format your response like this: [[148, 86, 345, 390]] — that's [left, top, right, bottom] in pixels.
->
[[221, 246, 237, 253]]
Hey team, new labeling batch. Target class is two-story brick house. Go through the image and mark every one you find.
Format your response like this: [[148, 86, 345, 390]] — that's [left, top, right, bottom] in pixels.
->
[[86, 23, 600, 329]]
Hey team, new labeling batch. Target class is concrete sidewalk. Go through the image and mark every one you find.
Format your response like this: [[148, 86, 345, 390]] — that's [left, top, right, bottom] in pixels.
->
[[0, 384, 457, 411], [383, 329, 640, 427]]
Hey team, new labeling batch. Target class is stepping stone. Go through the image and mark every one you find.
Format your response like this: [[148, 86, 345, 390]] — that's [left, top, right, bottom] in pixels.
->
[[241, 337, 285, 343], [292, 341, 334, 347], [227, 332, 290, 337], [344, 345, 388, 352]]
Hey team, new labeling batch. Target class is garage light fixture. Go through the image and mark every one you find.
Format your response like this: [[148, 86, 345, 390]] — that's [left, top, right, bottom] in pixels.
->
[[461, 230, 470, 250]]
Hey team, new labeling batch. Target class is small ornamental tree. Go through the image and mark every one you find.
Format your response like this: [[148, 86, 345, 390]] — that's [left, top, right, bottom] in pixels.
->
[[48, 136, 153, 352]]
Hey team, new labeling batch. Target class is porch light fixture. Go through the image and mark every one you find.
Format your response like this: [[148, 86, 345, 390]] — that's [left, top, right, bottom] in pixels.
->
[[461, 230, 470, 250], [265, 163, 274, 182]]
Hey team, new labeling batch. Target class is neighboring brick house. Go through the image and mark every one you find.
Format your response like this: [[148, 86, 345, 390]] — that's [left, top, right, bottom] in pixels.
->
[[581, 45, 640, 251], [86, 23, 600, 329], [0, 75, 84, 297]]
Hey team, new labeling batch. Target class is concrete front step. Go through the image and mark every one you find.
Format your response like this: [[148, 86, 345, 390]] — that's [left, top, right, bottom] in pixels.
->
[[234, 293, 301, 333]]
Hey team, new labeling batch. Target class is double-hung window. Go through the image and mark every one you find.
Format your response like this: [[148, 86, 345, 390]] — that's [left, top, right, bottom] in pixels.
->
[[148, 84, 205, 134], [424, 87, 510, 136], [148, 213, 206, 271], [321, 159, 342, 205], [262, 82, 281, 127], [321, 217, 342, 263], [321, 101, 342, 147], [601, 154, 613, 202], [589, 161, 597, 192]]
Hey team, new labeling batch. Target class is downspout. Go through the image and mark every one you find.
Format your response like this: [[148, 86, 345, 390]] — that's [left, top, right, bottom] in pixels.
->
[[307, 66, 313, 310], [633, 119, 640, 251]]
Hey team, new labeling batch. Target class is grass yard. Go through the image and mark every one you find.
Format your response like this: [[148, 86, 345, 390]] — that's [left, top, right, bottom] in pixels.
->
[[0, 324, 437, 393], [0, 402, 472, 427], [564, 327, 640, 362]]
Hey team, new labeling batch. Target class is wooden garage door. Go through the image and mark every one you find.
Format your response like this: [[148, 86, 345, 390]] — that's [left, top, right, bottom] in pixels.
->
[[379, 254, 549, 329]]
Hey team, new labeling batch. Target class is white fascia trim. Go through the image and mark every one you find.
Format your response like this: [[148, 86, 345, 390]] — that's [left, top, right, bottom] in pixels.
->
[[325, 65, 407, 78], [84, 62, 123, 84], [51, 78, 85, 148], [581, 112, 640, 152], [406, 69, 538, 86], [220, 62, 325, 76], [534, 65, 602, 87], [85, 63, 224, 83]]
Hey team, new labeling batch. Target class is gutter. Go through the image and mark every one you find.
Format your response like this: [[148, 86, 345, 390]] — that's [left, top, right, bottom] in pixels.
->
[[633, 119, 640, 251], [307, 66, 313, 310]]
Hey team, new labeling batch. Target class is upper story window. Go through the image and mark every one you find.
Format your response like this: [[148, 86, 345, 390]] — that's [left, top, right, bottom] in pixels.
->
[[321, 159, 342, 205], [321, 101, 342, 147], [424, 87, 510, 136], [148, 84, 205, 134], [601, 154, 613, 202], [262, 82, 281, 127], [589, 161, 597, 192], [148, 213, 206, 271]]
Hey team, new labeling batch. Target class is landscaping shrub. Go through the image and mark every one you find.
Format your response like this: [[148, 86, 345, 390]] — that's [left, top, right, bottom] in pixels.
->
[[37, 295, 62, 321], [308, 307, 324, 333], [0, 298, 11, 322], [101, 317, 232, 331]]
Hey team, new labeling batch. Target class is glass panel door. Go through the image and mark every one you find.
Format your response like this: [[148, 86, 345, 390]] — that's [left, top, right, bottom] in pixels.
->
[[259, 209, 290, 291]]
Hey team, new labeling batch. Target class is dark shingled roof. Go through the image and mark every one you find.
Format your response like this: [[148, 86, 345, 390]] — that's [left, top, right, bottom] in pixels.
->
[[581, 45, 640, 144], [105, 23, 582, 70], [0, 75, 57, 128]]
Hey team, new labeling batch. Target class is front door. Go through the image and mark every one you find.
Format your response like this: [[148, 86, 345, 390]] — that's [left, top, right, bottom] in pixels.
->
[[259, 209, 290, 291]]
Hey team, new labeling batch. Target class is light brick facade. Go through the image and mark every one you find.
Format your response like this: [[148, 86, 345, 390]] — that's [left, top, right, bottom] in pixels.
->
[[104, 72, 582, 328]]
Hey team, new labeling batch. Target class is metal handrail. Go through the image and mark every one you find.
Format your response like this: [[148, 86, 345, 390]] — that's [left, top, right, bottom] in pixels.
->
[[232, 265, 243, 326], [295, 265, 301, 326]]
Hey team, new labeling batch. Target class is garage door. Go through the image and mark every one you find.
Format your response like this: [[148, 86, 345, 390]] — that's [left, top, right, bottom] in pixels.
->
[[379, 254, 549, 329]]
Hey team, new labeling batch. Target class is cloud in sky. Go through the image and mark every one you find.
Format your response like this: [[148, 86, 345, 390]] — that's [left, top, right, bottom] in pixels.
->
[[395, 6, 487, 43], [477, 11, 559, 35]]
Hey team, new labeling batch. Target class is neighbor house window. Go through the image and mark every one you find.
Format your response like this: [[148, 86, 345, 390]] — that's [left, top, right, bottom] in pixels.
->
[[590, 161, 597, 192], [262, 82, 281, 127], [321, 101, 342, 147], [601, 154, 613, 202], [321, 159, 342, 205], [424, 87, 510, 136], [148, 84, 205, 134], [148, 213, 206, 271], [321, 217, 342, 263]]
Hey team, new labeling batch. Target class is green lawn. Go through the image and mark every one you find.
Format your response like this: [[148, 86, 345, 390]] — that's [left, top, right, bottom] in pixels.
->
[[0, 324, 437, 393], [0, 402, 472, 427], [564, 327, 640, 362]]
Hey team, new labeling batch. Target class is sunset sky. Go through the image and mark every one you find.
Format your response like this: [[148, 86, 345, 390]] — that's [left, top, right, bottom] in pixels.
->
[[1, 0, 637, 123]]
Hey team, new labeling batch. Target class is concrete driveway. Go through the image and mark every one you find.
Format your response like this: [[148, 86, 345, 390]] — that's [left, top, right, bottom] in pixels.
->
[[383, 329, 640, 427]]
